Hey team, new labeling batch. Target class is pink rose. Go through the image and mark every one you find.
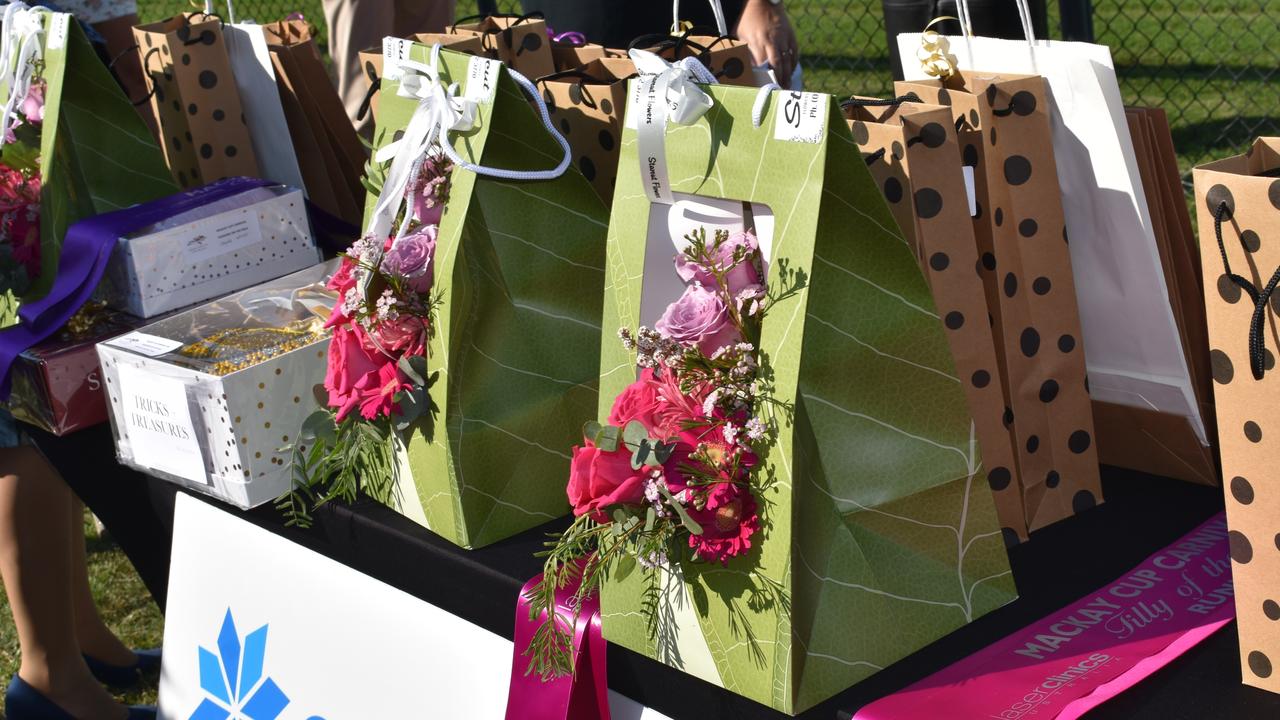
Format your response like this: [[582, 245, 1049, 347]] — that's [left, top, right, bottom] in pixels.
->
[[328, 257, 358, 296], [566, 441, 648, 520], [372, 315, 427, 356], [325, 324, 410, 421], [20, 83, 43, 125], [381, 226, 436, 293], [656, 283, 741, 357], [674, 230, 761, 295], [607, 369, 664, 430], [684, 481, 759, 564]]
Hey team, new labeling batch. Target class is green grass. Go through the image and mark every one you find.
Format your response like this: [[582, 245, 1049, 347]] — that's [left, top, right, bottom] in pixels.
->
[[0, 514, 163, 714]]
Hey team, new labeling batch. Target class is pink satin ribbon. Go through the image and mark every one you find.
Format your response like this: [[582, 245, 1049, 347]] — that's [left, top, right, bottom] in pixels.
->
[[507, 571, 610, 720], [547, 27, 588, 46], [855, 513, 1235, 720]]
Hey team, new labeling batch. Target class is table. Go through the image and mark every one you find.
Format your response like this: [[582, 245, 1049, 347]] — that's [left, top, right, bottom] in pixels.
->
[[33, 424, 1280, 719]]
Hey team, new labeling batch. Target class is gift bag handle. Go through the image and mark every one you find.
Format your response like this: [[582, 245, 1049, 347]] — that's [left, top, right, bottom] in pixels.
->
[[671, 0, 728, 36], [954, 0, 1037, 65], [450, 11, 544, 34], [1213, 201, 1280, 381], [841, 92, 922, 110]]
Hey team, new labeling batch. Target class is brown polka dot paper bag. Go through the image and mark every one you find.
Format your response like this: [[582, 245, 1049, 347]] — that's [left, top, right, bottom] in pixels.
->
[[450, 13, 556, 83], [897, 71, 1103, 538], [1193, 137, 1280, 694], [845, 96, 1024, 543], [133, 14, 261, 187], [537, 57, 634, 203]]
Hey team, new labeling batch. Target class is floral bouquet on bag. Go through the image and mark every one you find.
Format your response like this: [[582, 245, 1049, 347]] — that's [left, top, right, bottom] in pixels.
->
[[0, 11, 46, 324], [278, 152, 452, 524], [525, 225, 788, 677]]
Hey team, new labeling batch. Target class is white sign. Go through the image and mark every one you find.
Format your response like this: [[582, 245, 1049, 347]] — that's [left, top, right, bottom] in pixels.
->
[[105, 332, 184, 358], [773, 91, 828, 144], [46, 13, 69, 50], [161, 495, 672, 719], [381, 36, 411, 81], [116, 365, 204, 480]]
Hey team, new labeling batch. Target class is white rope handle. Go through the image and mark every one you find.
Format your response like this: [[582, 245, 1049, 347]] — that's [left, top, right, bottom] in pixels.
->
[[202, 0, 237, 24], [954, 0, 1036, 68], [671, 0, 728, 36], [752, 82, 780, 128]]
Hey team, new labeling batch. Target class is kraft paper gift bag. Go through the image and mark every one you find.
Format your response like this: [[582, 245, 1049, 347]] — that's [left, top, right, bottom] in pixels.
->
[[845, 95, 1024, 543], [897, 70, 1103, 537], [593, 71, 1015, 713], [1091, 107, 1217, 484], [538, 58, 634, 203], [0, 5, 176, 327], [133, 13, 260, 187], [451, 13, 555, 82], [1193, 137, 1280, 693], [633, 30, 758, 88], [357, 34, 488, 124], [898, 0, 1208, 464], [346, 43, 607, 549]]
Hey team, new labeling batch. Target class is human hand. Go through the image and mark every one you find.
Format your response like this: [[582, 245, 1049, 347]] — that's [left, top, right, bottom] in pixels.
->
[[734, 0, 799, 88]]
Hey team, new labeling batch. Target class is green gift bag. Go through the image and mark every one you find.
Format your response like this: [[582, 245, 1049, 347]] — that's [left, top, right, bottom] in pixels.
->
[[0, 5, 176, 326], [360, 43, 608, 548], [591, 81, 1017, 713]]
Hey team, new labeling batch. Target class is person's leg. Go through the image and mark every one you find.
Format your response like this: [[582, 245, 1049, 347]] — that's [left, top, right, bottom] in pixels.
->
[[91, 14, 159, 138], [325, 0, 396, 134], [0, 447, 127, 719], [69, 495, 137, 668]]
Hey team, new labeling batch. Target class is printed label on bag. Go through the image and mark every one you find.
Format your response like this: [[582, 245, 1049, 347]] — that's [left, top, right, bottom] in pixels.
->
[[46, 13, 69, 50], [117, 365, 204, 480], [106, 332, 185, 357], [774, 91, 828, 144], [963, 166, 978, 217], [463, 56, 500, 104], [382, 36, 411, 81]]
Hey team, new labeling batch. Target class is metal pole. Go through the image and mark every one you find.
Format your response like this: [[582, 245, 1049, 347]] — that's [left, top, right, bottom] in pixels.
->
[[1059, 0, 1095, 42]]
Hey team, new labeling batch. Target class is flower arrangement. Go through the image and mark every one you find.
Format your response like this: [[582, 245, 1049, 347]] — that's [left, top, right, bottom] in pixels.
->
[[279, 152, 452, 526], [526, 226, 786, 677], [0, 77, 44, 307]]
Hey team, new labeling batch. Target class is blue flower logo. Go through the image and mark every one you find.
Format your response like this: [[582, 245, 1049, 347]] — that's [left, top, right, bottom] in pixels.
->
[[190, 609, 290, 720]]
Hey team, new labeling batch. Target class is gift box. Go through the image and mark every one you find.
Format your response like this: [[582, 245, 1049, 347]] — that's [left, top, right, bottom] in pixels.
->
[[101, 184, 320, 319], [6, 307, 143, 435], [96, 261, 337, 509]]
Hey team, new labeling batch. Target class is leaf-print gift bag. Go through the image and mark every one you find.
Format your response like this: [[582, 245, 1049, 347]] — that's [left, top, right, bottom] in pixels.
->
[[1193, 137, 1280, 694], [595, 68, 1017, 713], [364, 43, 608, 549], [897, 70, 1103, 539], [133, 13, 260, 187], [0, 5, 176, 324], [844, 95, 1022, 544]]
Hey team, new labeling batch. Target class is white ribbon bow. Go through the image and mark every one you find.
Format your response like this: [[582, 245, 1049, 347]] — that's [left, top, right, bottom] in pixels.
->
[[0, 2, 48, 148], [627, 48, 716, 205]]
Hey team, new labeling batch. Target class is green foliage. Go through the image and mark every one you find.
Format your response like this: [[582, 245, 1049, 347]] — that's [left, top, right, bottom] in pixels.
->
[[276, 411, 402, 528]]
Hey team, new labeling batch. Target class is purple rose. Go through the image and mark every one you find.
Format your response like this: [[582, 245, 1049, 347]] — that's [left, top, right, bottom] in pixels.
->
[[656, 283, 740, 357], [674, 230, 761, 295], [381, 226, 436, 293]]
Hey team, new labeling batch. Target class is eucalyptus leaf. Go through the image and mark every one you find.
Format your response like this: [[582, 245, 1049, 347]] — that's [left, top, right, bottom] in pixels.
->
[[615, 553, 637, 582], [583, 420, 602, 443], [644, 506, 656, 532], [398, 354, 426, 386], [597, 425, 620, 452], [658, 483, 703, 535], [631, 439, 650, 470], [623, 420, 648, 450], [653, 441, 674, 464]]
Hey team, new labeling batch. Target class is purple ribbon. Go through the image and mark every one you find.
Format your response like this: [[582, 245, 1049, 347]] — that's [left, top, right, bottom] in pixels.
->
[[0, 176, 273, 399], [547, 27, 588, 46], [507, 570, 610, 720]]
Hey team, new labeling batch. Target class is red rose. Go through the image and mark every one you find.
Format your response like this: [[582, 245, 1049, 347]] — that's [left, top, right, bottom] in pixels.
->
[[566, 441, 648, 520], [325, 324, 410, 421], [607, 369, 664, 430]]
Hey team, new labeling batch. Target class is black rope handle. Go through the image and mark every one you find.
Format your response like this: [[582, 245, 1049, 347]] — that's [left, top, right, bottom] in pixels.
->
[[132, 47, 162, 107], [450, 10, 544, 34], [863, 147, 886, 165], [107, 42, 139, 72], [355, 77, 381, 122], [1214, 201, 1280, 380], [840, 93, 922, 111], [675, 26, 736, 53]]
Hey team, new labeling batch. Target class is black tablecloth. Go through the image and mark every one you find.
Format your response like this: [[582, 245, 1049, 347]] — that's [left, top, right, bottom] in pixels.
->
[[31, 424, 1280, 719]]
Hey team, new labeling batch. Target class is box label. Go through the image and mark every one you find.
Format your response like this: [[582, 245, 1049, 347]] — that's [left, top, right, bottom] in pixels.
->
[[105, 332, 184, 357], [46, 13, 69, 50], [117, 365, 205, 480], [774, 91, 828, 144], [464, 55, 500, 104], [382, 36, 411, 81]]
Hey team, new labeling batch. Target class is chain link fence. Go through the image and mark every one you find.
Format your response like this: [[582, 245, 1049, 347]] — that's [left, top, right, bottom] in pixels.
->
[[140, 0, 1279, 180]]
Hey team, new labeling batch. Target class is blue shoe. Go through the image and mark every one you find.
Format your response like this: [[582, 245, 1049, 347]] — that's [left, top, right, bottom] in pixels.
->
[[84, 647, 162, 690], [5, 675, 74, 720]]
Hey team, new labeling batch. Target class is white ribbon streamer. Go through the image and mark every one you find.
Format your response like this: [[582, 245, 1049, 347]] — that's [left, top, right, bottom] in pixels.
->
[[0, 2, 47, 148], [628, 48, 716, 205]]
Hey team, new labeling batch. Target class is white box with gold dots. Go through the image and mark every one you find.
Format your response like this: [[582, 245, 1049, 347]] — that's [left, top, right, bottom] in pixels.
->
[[95, 261, 338, 509], [102, 184, 321, 319]]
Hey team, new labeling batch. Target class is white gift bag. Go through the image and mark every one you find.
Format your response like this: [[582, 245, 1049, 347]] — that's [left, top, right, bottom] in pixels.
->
[[898, 0, 1206, 446]]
